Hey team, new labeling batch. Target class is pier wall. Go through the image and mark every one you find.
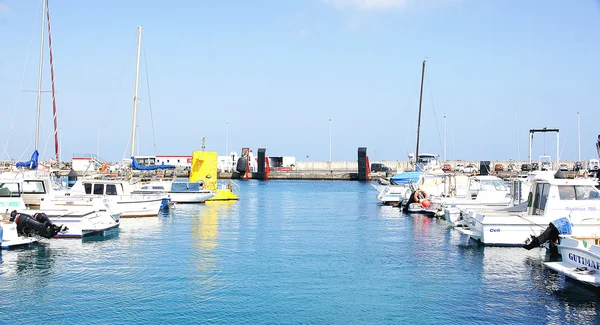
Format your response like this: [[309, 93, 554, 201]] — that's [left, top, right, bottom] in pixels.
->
[[292, 160, 578, 173]]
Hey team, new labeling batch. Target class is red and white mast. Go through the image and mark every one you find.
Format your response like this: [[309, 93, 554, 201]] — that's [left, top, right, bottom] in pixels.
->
[[46, 0, 59, 162]]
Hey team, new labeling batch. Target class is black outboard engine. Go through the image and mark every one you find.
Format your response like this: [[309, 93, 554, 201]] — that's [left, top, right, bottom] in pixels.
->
[[10, 210, 67, 239]]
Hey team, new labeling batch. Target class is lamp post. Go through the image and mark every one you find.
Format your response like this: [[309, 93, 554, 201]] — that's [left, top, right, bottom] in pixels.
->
[[226, 121, 229, 156], [577, 112, 581, 162], [329, 118, 332, 163], [443, 115, 446, 162]]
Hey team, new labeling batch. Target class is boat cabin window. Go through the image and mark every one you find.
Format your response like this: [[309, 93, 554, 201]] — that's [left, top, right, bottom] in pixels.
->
[[532, 183, 550, 216], [468, 179, 480, 191], [558, 185, 600, 200], [84, 183, 92, 194], [93, 184, 104, 195], [490, 180, 507, 191], [152, 186, 165, 190], [0, 183, 20, 197], [23, 180, 46, 194], [106, 184, 117, 195]]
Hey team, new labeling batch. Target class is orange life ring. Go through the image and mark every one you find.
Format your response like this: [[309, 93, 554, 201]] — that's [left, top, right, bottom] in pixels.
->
[[413, 189, 429, 202]]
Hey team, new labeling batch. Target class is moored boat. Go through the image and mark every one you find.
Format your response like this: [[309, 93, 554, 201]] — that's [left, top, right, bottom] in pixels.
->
[[545, 236, 600, 287]]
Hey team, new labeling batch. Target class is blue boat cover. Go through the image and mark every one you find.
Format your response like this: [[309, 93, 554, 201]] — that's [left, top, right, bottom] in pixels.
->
[[390, 171, 422, 184], [15, 150, 39, 169], [130, 157, 175, 170], [552, 217, 572, 235]]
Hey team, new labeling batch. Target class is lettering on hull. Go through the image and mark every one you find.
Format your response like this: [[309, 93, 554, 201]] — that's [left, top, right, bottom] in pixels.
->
[[568, 253, 600, 270]]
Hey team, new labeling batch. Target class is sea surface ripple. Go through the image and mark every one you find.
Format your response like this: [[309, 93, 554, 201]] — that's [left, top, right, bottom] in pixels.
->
[[1, 180, 599, 324]]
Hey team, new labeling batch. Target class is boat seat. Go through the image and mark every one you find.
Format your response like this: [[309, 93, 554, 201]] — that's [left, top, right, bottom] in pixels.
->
[[0, 188, 12, 196]]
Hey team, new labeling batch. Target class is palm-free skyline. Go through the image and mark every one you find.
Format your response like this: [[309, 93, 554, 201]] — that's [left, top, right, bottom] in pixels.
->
[[1, 0, 598, 162]]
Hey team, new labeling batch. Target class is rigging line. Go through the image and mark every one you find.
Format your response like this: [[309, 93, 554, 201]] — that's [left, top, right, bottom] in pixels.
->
[[424, 65, 444, 155], [2, 0, 42, 161], [558, 133, 568, 162], [142, 42, 158, 156]]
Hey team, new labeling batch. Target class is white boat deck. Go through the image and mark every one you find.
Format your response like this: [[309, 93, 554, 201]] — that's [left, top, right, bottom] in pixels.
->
[[544, 261, 600, 287]]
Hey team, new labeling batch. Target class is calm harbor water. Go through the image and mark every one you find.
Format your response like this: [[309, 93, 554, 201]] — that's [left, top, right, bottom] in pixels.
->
[[1, 180, 599, 324]]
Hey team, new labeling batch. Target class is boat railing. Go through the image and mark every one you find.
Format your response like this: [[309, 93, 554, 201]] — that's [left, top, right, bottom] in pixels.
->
[[220, 180, 240, 196]]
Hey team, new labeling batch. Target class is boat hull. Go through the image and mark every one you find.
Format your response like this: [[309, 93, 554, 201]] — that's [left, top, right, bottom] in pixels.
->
[[1, 221, 39, 249], [544, 236, 600, 287], [48, 211, 120, 238]]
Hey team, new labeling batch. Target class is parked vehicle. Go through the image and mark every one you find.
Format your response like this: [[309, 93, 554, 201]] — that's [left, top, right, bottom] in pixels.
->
[[455, 164, 465, 172], [442, 163, 452, 172], [559, 164, 569, 171], [589, 159, 599, 172], [462, 164, 478, 174], [494, 164, 504, 171], [521, 163, 531, 172], [371, 163, 391, 173], [531, 162, 539, 171], [574, 161, 583, 171], [541, 161, 552, 171]]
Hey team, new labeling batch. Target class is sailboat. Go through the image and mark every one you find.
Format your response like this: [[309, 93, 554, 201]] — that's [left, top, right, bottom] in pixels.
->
[[375, 60, 444, 205], [126, 26, 216, 203], [2, 0, 121, 243]]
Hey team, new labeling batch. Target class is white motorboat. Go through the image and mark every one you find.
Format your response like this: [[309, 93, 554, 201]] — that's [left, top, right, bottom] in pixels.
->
[[132, 180, 216, 204], [406, 175, 513, 215], [376, 170, 447, 206], [457, 173, 600, 246], [67, 178, 163, 218], [1, 216, 40, 249], [0, 175, 120, 238], [545, 236, 600, 287]]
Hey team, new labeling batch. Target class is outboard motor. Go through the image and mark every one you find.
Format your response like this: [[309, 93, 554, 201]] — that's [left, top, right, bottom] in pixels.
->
[[10, 211, 67, 239]]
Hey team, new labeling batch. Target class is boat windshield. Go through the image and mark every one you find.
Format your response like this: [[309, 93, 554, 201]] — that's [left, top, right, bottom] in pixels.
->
[[171, 182, 203, 192], [0, 182, 21, 197], [557, 185, 600, 200], [480, 180, 507, 191]]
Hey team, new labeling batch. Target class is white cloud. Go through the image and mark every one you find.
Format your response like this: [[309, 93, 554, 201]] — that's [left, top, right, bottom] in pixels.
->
[[323, 0, 457, 11]]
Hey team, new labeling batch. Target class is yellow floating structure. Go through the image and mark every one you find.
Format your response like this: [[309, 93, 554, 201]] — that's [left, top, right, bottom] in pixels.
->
[[190, 151, 239, 201]]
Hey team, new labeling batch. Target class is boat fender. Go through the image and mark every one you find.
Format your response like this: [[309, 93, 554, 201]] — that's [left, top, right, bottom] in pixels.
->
[[421, 199, 431, 209], [413, 189, 429, 202]]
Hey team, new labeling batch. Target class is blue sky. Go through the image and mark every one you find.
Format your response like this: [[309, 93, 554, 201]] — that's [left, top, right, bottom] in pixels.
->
[[0, 0, 599, 163]]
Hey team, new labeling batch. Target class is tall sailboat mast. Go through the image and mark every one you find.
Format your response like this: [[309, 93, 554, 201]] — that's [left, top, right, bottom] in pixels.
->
[[414, 60, 426, 166], [46, 0, 60, 162], [35, 0, 47, 151], [130, 25, 142, 158]]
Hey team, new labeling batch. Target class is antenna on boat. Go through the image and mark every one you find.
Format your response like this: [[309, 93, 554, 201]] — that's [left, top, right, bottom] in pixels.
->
[[415, 60, 426, 169], [130, 25, 142, 158]]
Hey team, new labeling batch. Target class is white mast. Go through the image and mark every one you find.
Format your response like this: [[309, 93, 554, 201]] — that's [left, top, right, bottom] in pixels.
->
[[577, 111, 581, 162], [130, 25, 142, 158], [443, 115, 446, 161], [35, 0, 47, 151]]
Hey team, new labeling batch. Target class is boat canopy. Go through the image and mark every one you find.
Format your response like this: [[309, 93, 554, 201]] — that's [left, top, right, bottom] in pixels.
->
[[15, 150, 39, 170], [130, 156, 175, 170]]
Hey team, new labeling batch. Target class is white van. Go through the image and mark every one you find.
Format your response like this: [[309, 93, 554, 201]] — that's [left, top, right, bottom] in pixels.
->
[[589, 159, 599, 171]]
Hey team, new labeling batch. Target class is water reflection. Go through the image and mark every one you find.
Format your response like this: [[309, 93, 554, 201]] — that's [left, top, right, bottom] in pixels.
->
[[191, 201, 237, 300]]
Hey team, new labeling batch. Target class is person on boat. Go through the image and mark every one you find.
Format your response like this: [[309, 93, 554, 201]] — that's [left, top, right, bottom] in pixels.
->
[[522, 216, 572, 250]]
